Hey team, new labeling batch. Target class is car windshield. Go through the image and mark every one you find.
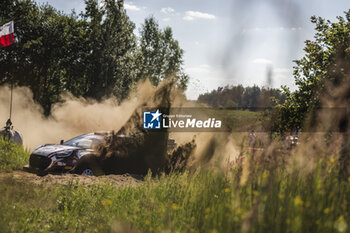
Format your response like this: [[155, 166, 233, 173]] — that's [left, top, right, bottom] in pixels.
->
[[63, 134, 105, 149]]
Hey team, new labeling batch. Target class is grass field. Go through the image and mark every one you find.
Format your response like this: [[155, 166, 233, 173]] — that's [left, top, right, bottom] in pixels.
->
[[200, 109, 268, 148], [0, 137, 30, 172], [202, 108, 263, 132], [0, 135, 349, 233]]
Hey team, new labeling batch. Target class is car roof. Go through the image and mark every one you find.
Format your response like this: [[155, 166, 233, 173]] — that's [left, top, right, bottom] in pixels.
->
[[67, 131, 136, 142], [67, 133, 107, 141]]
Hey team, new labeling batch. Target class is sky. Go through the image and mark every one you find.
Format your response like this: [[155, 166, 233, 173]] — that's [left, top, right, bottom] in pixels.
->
[[36, 0, 350, 100]]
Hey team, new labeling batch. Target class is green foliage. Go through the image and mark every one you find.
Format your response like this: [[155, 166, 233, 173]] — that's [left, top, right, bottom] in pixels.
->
[[139, 16, 188, 88], [83, 0, 138, 100], [0, 0, 189, 115], [273, 10, 350, 133], [0, 1, 90, 114], [198, 85, 285, 109], [0, 137, 29, 172]]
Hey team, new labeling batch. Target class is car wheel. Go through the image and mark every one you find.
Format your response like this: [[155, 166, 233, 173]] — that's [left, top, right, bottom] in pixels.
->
[[72, 154, 104, 176], [81, 168, 94, 176], [37, 170, 48, 177]]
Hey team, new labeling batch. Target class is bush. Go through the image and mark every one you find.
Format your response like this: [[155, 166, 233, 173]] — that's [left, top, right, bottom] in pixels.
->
[[0, 137, 29, 172]]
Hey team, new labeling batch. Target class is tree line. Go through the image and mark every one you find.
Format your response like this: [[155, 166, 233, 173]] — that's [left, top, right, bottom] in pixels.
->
[[0, 0, 188, 115], [197, 85, 285, 109], [199, 10, 350, 135]]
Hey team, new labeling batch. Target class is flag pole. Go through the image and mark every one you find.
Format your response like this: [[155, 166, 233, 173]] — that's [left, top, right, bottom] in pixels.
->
[[0, 20, 16, 136], [9, 81, 13, 121]]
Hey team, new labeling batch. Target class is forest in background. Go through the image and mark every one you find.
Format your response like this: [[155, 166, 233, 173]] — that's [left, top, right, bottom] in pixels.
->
[[197, 85, 285, 109], [200, 9, 350, 134]]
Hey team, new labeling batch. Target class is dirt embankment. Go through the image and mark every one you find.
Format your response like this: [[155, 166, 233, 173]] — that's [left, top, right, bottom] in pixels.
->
[[0, 171, 143, 187]]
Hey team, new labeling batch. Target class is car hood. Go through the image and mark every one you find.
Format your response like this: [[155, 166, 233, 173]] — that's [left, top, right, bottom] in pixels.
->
[[32, 144, 80, 157]]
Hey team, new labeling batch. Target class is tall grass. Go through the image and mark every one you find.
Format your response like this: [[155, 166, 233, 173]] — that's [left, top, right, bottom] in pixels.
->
[[0, 148, 349, 233], [0, 137, 30, 172]]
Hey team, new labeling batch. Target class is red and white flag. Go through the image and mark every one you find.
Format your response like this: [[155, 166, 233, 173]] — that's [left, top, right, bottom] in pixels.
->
[[0, 21, 14, 48]]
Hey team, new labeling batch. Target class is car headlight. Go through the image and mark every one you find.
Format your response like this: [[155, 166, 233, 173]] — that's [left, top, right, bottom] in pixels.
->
[[55, 150, 74, 158]]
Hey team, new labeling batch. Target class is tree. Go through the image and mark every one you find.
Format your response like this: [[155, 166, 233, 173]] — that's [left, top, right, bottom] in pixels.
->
[[83, 0, 137, 100], [0, 0, 139, 113], [273, 10, 350, 133], [0, 0, 89, 114], [0, 0, 188, 115], [139, 16, 188, 89]]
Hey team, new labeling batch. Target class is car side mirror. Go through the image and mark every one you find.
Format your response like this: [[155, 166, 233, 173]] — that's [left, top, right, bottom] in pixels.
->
[[60, 140, 64, 145]]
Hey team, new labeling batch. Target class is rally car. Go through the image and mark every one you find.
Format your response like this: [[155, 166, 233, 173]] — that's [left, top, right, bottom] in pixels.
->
[[24, 131, 177, 176], [24, 131, 110, 176]]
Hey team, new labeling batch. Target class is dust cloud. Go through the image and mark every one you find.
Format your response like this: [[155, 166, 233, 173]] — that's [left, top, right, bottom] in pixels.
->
[[94, 79, 241, 174], [0, 81, 155, 149], [0, 79, 242, 173]]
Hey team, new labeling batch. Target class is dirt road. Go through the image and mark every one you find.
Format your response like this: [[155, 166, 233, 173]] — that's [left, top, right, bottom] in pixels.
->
[[0, 170, 143, 187]]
